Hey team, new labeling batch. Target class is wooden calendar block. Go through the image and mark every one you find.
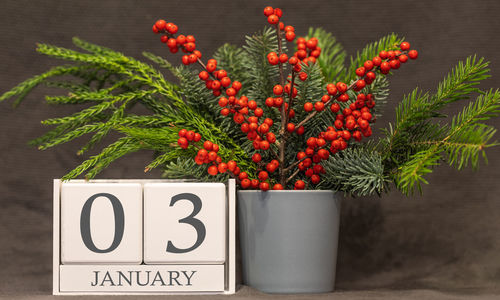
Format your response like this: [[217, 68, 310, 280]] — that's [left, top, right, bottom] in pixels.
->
[[143, 183, 226, 264], [60, 182, 142, 264]]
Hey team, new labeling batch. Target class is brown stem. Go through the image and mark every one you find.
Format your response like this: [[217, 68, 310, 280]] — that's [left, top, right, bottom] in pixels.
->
[[286, 168, 301, 184]]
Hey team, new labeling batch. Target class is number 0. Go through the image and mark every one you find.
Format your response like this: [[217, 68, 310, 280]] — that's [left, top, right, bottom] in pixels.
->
[[80, 193, 125, 253], [166, 193, 206, 253]]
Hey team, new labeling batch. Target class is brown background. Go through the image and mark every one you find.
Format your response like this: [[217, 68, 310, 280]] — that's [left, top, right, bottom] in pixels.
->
[[1, 0, 500, 298]]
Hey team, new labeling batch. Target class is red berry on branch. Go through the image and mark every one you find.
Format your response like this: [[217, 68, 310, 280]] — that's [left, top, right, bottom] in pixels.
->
[[380, 61, 391, 74], [299, 72, 308, 81], [252, 153, 262, 163], [307, 137, 317, 148], [218, 163, 228, 173], [160, 35, 169, 43], [266, 163, 277, 173], [263, 6, 274, 16], [304, 102, 313, 112], [152, 25, 159, 33], [267, 132, 277, 143], [221, 108, 230, 116], [285, 25, 294, 32], [287, 123, 296, 132], [389, 59, 400, 69], [400, 41, 411, 51], [167, 23, 178, 34], [372, 56, 382, 66], [314, 102, 325, 111], [155, 19, 166, 30], [268, 14, 279, 24], [365, 71, 376, 82], [258, 171, 269, 181], [181, 55, 190, 65], [306, 38, 318, 49], [326, 83, 337, 95], [338, 93, 349, 102], [296, 125, 305, 135], [177, 137, 189, 149], [336, 82, 347, 93], [176, 35, 186, 44], [285, 31, 296, 41], [241, 178, 251, 189], [355, 67, 366, 77], [379, 51, 388, 59], [265, 97, 274, 107], [260, 140, 270, 150], [273, 84, 283, 95], [294, 180, 305, 190], [355, 79, 366, 90], [288, 56, 299, 65], [226, 88, 237, 96], [399, 54, 409, 63], [239, 172, 249, 180], [408, 50, 418, 59], [186, 35, 196, 43], [274, 97, 283, 107], [274, 8, 283, 17], [364, 60, 374, 71], [208, 165, 218, 175], [311, 174, 321, 184], [387, 50, 396, 60], [279, 53, 289, 63], [273, 184, 284, 190], [260, 182, 270, 191]]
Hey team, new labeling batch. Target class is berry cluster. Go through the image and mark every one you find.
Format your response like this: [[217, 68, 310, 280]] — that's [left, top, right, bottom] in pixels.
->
[[154, 6, 419, 190]]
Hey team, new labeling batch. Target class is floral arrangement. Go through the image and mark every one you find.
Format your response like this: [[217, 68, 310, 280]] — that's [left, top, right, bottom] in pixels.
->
[[1, 6, 498, 195]]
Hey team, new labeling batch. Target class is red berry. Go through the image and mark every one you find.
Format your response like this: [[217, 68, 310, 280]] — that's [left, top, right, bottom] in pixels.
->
[[355, 67, 366, 77], [288, 56, 299, 65], [186, 35, 196, 43], [311, 174, 321, 184], [206, 62, 216, 73], [232, 81, 242, 91], [167, 23, 178, 34], [273, 183, 284, 190], [263, 6, 274, 16], [338, 93, 349, 102], [287, 123, 296, 132], [203, 140, 213, 151], [199, 71, 209, 81], [330, 103, 340, 113], [259, 182, 270, 191], [299, 72, 308, 81], [273, 84, 283, 95], [365, 71, 376, 81], [380, 61, 391, 74], [355, 79, 366, 90], [364, 60, 374, 70], [155, 20, 166, 30], [176, 35, 186, 44], [178, 129, 187, 137], [399, 54, 409, 63], [306, 38, 318, 49], [379, 51, 388, 59], [279, 53, 288, 63], [408, 50, 418, 59], [260, 140, 270, 150], [152, 25, 159, 33], [336, 82, 347, 93], [218, 163, 228, 173], [208, 165, 218, 175], [326, 83, 337, 95], [268, 14, 279, 24], [304, 102, 313, 112], [389, 59, 400, 69], [241, 178, 251, 189], [400, 41, 411, 51], [372, 56, 382, 66], [181, 55, 190, 65], [265, 97, 274, 107], [226, 88, 237, 96], [294, 180, 305, 190], [252, 153, 262, 163], [285, 31, 296, 41], [314, 102, 325, 111], [268, 54, 279, 65], [177, 137, 188, 149], [266, 163, 277, 173], [258, 171, 269, 181], [194, 133, 201, 142], [296, 126, 305, 135]]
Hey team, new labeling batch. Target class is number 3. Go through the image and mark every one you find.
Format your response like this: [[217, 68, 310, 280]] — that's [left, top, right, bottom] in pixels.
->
[[166, 193, 206, 253]]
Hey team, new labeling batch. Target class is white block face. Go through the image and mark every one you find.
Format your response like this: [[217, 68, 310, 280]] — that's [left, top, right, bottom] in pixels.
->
[[144, 183, 226, 264], [61, 183, 142, 264]]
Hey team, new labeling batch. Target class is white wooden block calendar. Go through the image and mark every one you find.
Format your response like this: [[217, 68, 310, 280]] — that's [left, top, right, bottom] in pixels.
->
[[53, 179, 236, 295]]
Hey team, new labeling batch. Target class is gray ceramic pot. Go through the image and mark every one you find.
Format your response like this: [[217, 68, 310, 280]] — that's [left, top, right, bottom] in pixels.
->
[[238, 190, 341, 294]]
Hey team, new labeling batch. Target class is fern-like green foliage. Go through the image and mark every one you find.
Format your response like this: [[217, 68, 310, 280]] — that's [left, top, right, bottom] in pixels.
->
[[322, 147, 389, 196], [380, 56, 498, 195]]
